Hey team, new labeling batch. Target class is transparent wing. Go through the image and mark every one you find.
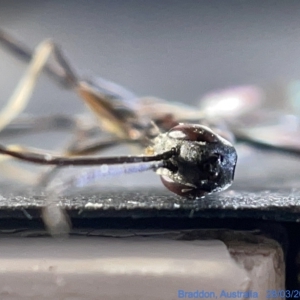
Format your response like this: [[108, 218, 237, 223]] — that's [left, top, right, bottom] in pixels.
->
[[174, 83, 300, 156]]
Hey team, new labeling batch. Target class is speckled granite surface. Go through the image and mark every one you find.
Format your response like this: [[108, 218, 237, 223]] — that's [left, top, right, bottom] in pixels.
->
[[1, 186, 300, 222]]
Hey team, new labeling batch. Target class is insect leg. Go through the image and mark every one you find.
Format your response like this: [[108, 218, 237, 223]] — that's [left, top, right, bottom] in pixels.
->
[[234, 128, 300, 157], [0, 114, 78, 137], [0, 37, 85, 186], [1, 30, 149, 140], [0, 136, 122, 185], [43, 159, 165, 236], [36, 135, 133, 187], [0, 33, 83, 134], [0, 40, 64, 131], [0, 41, 67, 184], [0, 113, 80, 184], [0, 141, 175, 165], [0, 138, 171, 236], [0, 144, 61, 185], [40, 144, 175, 236], [0, 29, 71, 87]]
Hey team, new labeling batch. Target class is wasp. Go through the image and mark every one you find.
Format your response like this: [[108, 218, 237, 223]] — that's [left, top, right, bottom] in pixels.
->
[[0, 30, 239, 199], [0, 30, 296, 234]]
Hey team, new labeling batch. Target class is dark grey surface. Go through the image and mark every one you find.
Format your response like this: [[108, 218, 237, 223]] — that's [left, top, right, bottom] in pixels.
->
[[1, 185, 300, 222]]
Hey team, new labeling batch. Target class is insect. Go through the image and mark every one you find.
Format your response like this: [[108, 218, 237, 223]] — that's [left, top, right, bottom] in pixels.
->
[[0, 30, 298, 234], [0, 29, 238, 199]]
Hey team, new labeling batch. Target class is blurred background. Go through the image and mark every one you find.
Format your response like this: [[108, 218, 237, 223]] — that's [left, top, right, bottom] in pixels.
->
[[1, 0, 300, 191], [1, 0, 300, 113]]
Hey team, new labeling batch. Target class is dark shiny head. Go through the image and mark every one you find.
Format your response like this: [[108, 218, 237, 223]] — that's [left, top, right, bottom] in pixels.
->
[[156, 124, 237, 198]]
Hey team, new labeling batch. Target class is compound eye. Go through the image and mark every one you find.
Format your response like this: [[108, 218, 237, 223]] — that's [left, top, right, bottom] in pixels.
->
[[167, 124, 218, 143], [160, 175, 207, 198]]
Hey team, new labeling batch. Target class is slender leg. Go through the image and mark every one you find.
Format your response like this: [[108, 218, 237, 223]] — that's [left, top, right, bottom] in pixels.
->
[[0, 141, 175, 165], [0, 30, 148, 140], [40, 143, 174, 236], [0, 36, 86, 186], [0, 38, 81, 236], [0, 37, 81, 134], [0, 113, 90, 184], [0, 32, 150, 236], [42, 159, 165, 236], [36, 135, 124, 187], [0, 144, 62, 185], [0, 114, 78, 137], [0, 41, 72, 185], [0, 29, 72, 87], [0, 32, 83, 134], [0, 131, 133, 185], [0, 40, 54, 131], [66, 136, 140, 156]]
